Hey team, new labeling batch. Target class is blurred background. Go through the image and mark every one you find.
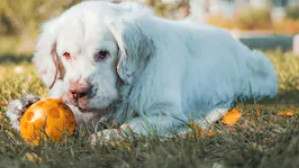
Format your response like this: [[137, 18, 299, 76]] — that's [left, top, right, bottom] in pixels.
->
[[0, 0, 298, 57]]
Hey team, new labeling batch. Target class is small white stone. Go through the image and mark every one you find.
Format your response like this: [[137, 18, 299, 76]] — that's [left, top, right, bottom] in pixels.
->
[[14, 66, 24, 74]]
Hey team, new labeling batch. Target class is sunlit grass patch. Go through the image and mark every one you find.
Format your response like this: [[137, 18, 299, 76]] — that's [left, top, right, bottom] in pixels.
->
[[267, 49, 299, 92], [0, 62, 48, 113]]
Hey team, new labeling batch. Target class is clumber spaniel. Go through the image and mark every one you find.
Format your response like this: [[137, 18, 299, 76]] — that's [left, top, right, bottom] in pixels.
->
[[6, 1, 277, 141]]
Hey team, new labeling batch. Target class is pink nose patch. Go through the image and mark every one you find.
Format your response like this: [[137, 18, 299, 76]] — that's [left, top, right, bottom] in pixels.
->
[[67, 78, 92, 103]]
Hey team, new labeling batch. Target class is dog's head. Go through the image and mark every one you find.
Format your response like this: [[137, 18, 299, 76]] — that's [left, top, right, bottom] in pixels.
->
[[33, 1, 155, 112]]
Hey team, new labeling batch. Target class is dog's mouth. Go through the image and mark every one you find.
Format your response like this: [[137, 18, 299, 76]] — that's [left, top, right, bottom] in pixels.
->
[[63, 86, 118, 113], [64, 96, 90, 111], [75, 96, 118, 114], [76, 96, 90, 111], [64, 85, 98, 111], [68, 95, 111, 113], [64, 92, 93, 111], [76, 99, 113, 114]]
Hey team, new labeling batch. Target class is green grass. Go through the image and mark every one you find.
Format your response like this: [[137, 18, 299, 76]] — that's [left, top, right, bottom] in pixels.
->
[[1, 50, 299, 168]]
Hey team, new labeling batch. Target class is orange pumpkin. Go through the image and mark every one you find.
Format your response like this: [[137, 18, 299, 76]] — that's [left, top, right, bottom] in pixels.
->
[[20, 98, 76, 145]]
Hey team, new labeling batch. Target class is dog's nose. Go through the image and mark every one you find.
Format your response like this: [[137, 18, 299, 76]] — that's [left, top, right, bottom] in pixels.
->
[[69, 86, 92, 100]]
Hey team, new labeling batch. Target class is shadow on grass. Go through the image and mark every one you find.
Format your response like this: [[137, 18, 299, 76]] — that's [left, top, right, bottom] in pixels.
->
[[0, 53, 33, 63], [248, 90, 299, 107]]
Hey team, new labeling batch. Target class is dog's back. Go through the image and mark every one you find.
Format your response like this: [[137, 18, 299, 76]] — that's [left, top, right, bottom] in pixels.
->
[[135, 17, 277, 115], [180, 24, 277, 114]]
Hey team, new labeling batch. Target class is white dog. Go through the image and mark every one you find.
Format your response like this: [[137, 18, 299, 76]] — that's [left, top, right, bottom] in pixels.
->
[[6, 1, 277, 141]]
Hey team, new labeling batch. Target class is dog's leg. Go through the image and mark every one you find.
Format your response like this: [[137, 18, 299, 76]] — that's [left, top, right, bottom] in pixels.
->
[[90, 103, 186, 145], [90, 103, 231, 146], [90, 115, 184, 147], [6, 94, 40, 130], [176, 108, 229, 136], [199, 108, 229, 128]]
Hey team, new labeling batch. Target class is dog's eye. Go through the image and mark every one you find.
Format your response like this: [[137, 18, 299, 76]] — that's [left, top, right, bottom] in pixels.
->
[[63, 52, 71, 60], [95, 50, 109, 61]]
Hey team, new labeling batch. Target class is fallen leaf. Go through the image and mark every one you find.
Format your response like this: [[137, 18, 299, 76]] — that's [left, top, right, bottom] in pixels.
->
[[0, 100, 6, 106], [187, 123, 213, 138], [252, 142, 262, 151], [255, 110, 260, 116], [109, 141, 131, 151], [220, 108, 242, 126], [278, 110, 294, 116], [23, 152, 42, 164]]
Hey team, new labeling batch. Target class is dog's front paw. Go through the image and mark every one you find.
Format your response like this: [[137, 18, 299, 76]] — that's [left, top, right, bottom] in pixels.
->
[[90, 129, 124, 147], [6, 94, 40, 130]]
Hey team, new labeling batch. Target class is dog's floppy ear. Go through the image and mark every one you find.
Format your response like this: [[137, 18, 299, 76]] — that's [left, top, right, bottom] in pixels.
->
[[109, 19, 156, 84], [33, 20, 65, 89]]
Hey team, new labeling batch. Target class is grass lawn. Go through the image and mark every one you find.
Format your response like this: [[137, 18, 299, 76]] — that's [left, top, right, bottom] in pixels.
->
[[1, 50, 299, 168]]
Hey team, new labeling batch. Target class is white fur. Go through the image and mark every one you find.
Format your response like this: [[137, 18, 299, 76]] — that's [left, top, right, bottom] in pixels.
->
[[29, 1, 277, 137]]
